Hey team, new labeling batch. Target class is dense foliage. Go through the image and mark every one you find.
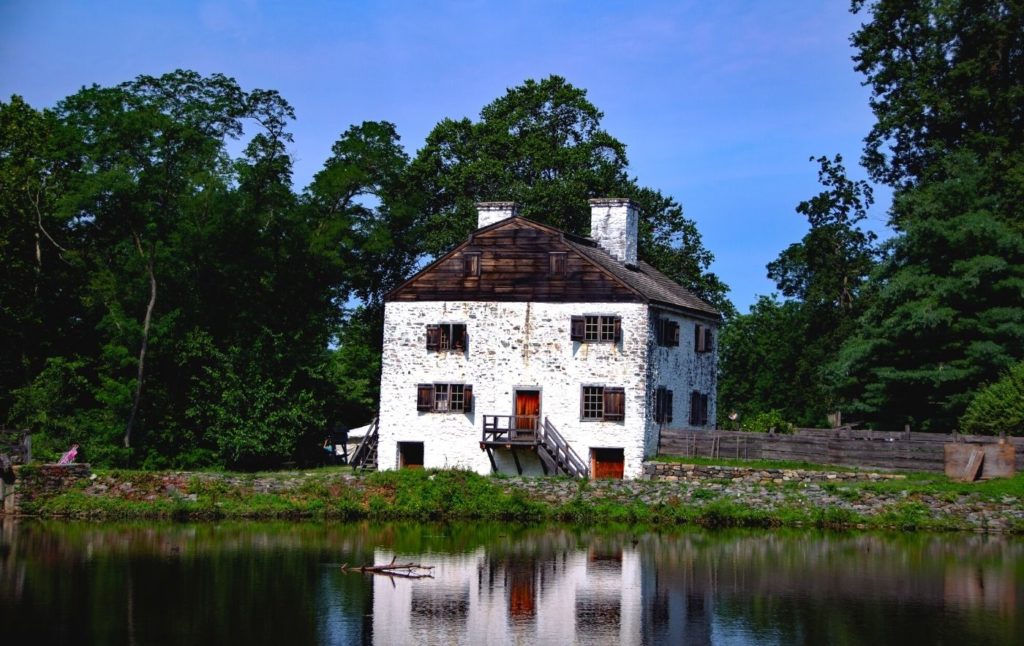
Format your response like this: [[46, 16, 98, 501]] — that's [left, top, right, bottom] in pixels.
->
[[835, 0, 1024, 430], [960, 361, 1024, 436], [722, 1, 1023, 432], [1, 73, 725, 467], [720, 156, 877, 427]]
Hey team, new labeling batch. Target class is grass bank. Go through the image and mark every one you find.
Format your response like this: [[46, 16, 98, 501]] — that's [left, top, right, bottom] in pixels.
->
[[11, 465, 1024, 533]]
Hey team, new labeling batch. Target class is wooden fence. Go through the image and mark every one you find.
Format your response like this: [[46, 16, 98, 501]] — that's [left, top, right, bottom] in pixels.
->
[[659, 427, 1024, 473]]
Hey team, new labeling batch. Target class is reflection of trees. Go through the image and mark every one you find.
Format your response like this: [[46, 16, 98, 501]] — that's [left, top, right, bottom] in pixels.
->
[[639, 530, 1024, 645]]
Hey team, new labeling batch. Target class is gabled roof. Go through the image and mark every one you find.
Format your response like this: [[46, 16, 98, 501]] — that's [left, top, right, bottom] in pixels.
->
[[563, 235, 720, 319], [387, 215, 720, 320]]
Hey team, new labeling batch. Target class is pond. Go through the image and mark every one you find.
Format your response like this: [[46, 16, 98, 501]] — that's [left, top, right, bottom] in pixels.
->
[[2, 520, 1022, 645]]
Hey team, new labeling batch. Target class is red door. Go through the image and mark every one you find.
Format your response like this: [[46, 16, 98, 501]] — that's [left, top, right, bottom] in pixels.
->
[[515, 391, 540, 431]]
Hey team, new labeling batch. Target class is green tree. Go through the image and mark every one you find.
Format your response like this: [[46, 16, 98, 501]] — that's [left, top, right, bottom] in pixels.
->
[[836, 1, 1024, 430], [718, 296, 818, 424], [408, 76, 730, 312], [960, 360, 1024, 436], [5, 71, 350, 467]]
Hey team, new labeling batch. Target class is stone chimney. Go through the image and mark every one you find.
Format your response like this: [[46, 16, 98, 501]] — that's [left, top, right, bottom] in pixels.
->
[[589, 198, 638, 266], [476, 201, 518, 229]]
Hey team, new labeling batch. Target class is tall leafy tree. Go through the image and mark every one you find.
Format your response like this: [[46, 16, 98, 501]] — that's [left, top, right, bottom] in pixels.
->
[[408, 76, 730, 312], [720, 155, 877, 426], [4, 71, 349, 467], [836, 1, 1024, 430]]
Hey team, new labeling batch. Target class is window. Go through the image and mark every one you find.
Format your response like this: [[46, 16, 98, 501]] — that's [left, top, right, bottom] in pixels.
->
[[658, 319, 680, 347], [549, 252, 567, 276], [689, 391, 709, 426], [426, 323, 467, 352], [570, 315, 622, 343], [654, 387, 673, 424], [581, 386, 625, 421], [397, 442, 424, 468], [417, 383, 473, 413], [694, 324, 714, 353], [463, 252, 480, 277]]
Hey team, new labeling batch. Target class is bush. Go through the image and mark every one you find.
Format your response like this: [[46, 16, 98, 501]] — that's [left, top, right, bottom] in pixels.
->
[[741, 409, 795, 434], [960, 362, 1024, 436]]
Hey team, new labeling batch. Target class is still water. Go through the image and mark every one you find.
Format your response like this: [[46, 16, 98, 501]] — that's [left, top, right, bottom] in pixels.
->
[[2, 520, 1022, 645]]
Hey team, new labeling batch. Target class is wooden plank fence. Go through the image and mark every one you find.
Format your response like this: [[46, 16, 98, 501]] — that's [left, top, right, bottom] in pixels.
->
[[659, 427, 1024, 473]]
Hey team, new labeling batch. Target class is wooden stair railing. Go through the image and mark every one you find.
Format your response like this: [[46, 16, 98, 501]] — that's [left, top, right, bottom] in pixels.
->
[[349, 418, 379, 472], [537, 417, 589, 479]]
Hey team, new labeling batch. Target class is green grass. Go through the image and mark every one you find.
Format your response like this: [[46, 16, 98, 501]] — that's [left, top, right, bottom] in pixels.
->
[[13, 463, 1023, 534]]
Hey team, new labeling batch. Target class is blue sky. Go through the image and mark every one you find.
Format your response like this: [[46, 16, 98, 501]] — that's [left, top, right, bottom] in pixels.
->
[[0, 0, 890, 312]]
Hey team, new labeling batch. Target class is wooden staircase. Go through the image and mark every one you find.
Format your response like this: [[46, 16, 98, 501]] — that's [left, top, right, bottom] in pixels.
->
[[349, 418, 379, 472], [537, 417, 589, 479]]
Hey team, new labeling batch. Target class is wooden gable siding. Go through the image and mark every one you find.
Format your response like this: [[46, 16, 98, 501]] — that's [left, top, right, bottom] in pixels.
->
[[389, 219, 642, 303]]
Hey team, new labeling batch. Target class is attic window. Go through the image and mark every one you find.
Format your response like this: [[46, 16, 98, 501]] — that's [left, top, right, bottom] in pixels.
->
[[658, 319, 680, 347], [426, 323, 467, 352], [694, 324, 714, 353], [549, 252, 567, 276], [417, 383, 473, 413], [570, 315, 621, 343], [463, 252, 481, 277], [581, 386, 625, 421], [689, 391, 709, 426]]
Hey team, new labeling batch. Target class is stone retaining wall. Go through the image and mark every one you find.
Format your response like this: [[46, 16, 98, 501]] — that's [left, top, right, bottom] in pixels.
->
[[642, 462, 907, 484], [2, 464, 91, 514]]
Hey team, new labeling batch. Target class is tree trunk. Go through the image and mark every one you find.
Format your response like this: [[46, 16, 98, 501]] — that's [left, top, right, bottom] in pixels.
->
[[124, 233, 156, 449]]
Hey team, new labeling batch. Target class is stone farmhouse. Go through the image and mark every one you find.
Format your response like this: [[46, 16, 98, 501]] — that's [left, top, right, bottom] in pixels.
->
[[376, 199, 719, 479]]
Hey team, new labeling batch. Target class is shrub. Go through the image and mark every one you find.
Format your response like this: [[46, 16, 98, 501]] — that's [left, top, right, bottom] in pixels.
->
[[960, 361, 1024, 436], [741, 409, 795, 434]]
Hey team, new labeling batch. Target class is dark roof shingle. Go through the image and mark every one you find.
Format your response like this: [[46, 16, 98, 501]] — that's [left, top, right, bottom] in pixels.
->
[[564, 236, 720, 319]]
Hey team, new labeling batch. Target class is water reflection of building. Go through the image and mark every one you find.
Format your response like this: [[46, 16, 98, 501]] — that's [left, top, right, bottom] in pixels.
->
[[371, 541, 642, 645]]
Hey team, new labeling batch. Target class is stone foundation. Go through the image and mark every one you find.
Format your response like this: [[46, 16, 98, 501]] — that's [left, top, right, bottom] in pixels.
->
[[1, 463, 91, 514]]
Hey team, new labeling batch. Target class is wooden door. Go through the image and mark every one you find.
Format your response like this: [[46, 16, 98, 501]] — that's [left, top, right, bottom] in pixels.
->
[[515, 390, 540, 431], [591, 448, 624, 479]]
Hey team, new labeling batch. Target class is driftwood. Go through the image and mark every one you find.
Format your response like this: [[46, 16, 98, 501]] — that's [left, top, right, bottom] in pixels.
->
[[341, 556, 434, 579]]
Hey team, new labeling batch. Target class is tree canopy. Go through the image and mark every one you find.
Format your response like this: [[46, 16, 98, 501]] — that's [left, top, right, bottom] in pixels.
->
[[834, 0, 1024, 430]]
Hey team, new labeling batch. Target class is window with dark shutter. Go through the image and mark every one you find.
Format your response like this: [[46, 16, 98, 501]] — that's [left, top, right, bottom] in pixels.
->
[[603, 387, 625, 421], [418, 383, 473, 413], [577, 315, 622, 343], [417, 384, 434, 412], [426, 325, 441, 351], [688, 391, 708, 425], [694, 324, 713, 353], [463, 252, 480, 277], [570, 316, 586, 342], [655, 387, 674, 423], [659, 319, 680, 347], [426, 323, 467, 352], [549, 252, 567, 276]]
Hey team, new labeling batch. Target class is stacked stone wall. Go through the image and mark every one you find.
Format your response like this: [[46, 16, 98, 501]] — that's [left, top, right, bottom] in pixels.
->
[[1, 464, 91, 514]]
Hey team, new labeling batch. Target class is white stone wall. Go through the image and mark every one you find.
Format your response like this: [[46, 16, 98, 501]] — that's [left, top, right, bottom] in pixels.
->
[[644, 309, 718, 455], [378, 301, 652, 478]]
